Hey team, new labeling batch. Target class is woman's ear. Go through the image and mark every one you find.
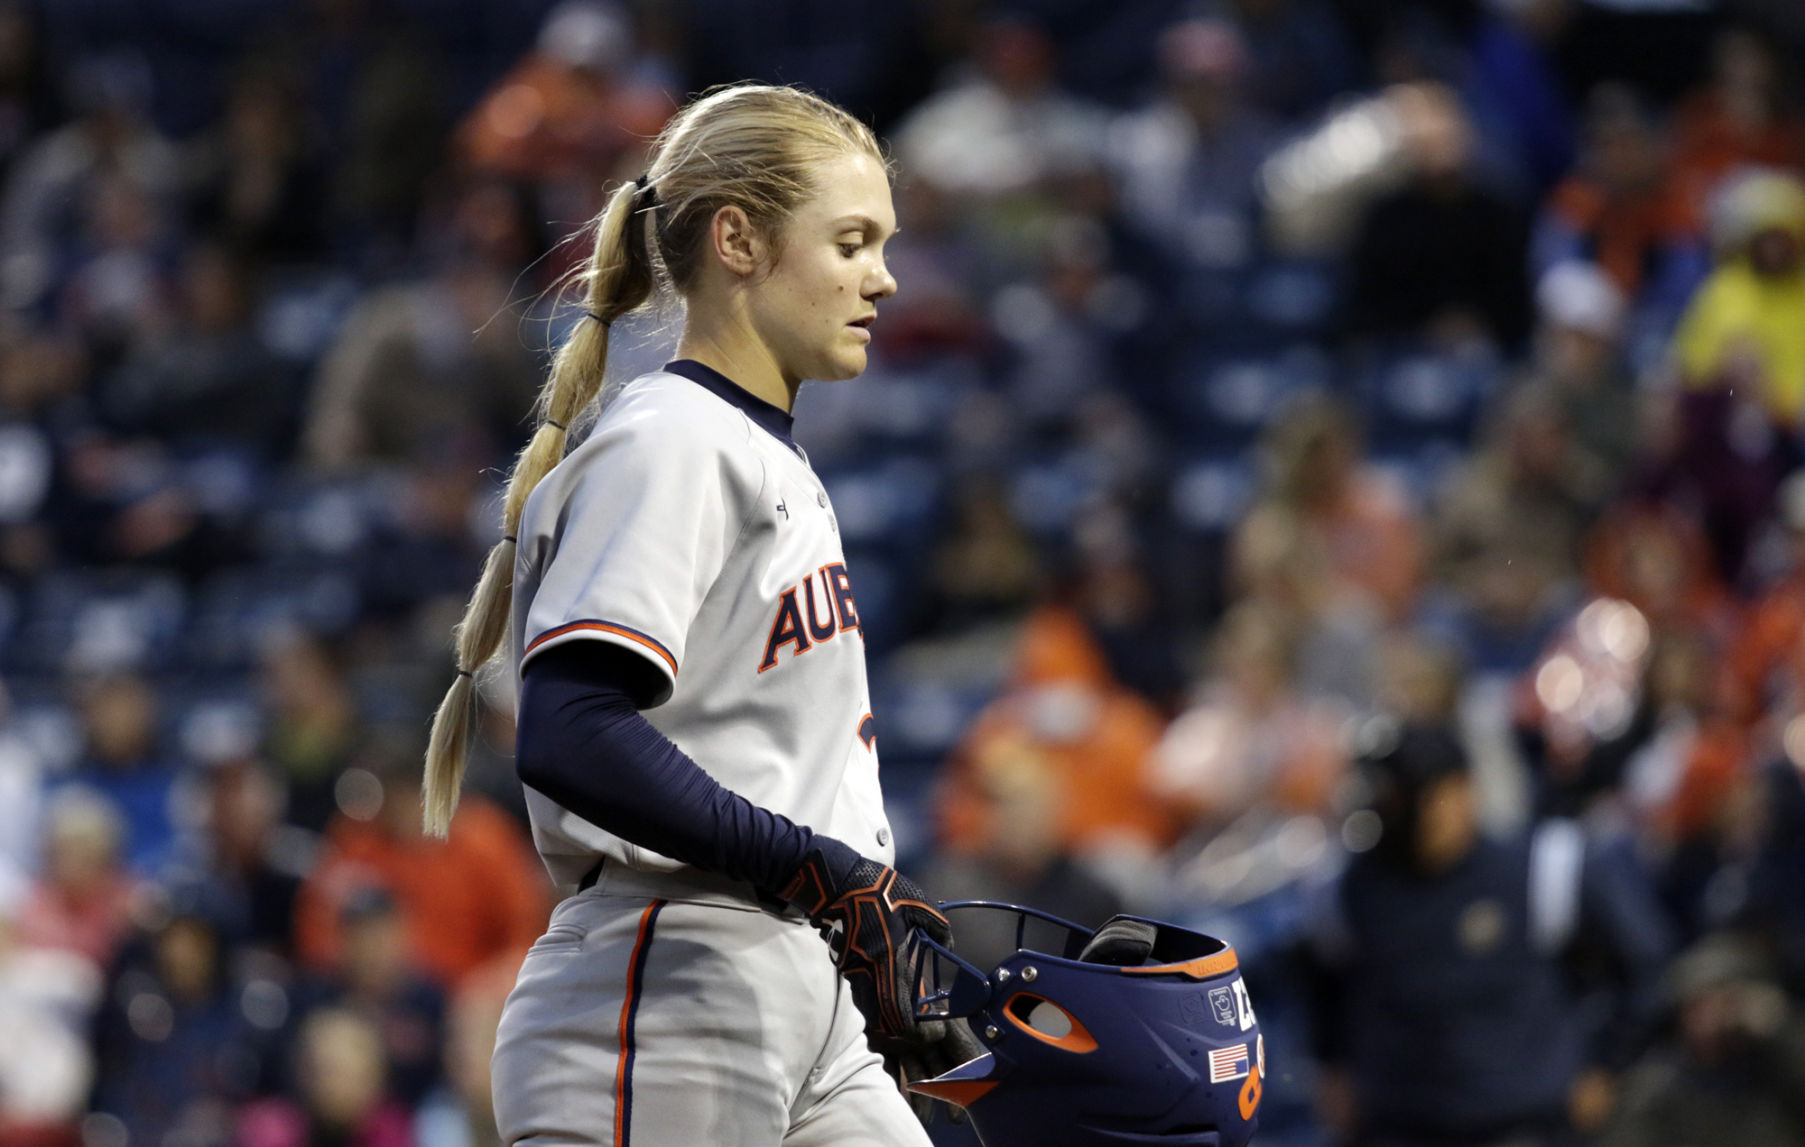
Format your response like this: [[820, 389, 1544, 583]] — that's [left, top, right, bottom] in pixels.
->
[[709, 204, 767, 277]]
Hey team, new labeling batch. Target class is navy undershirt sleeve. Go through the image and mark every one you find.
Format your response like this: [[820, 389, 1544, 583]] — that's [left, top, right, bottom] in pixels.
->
[[514, 641, 819, 895]]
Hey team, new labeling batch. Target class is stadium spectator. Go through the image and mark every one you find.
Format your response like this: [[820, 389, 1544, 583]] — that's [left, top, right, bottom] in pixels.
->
[[1602, 933, 1805, 1147], [235, 1007, 413, 1147], [935, 603, 1176, 861], [59, 672, 189, 876], [310, 6, 447, 268], [54, 168, 179, 371], [0, 867, 98, 1144], [163, 760, 306, 960], [1671, 169, 1805, 430], [992, 215, 1136, 428], [1232, 392, 1424, 663], [293, 741, 547, 990], [1726, 470, 1805, 727], [1581, 502, 1735, 641], [258, 631, 364, 833], [89, 886, 275, 1147], [292, 887, 444, 1107], [924, 476, 1044, 635], [1534, 85, 1707, 320], [1060, 498, 1187, 708], [1343, 82, 1533, 351], [0, 48, 178, 317], [1435, 385, 1600, 608], [183, 60, 330, 265], [1305, 721, 1671, 1147], [300, 178, 544, 472], [1640, 358, 1798, 585], [16, 788, 140, 968], [100, 242, 293, 453], [1106, 17, 1279, 270], [1149, 601, 1349, 832], [1668, 29, 1805, 221], [1521, 261, 1640, 490], [894, 15, 1106, 204], [455, 0, 671, 221]]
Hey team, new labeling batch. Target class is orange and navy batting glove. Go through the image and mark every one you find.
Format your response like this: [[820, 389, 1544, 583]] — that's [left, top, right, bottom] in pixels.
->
[[779, 837, 983, 1126], [780, 837, 950, 1040]]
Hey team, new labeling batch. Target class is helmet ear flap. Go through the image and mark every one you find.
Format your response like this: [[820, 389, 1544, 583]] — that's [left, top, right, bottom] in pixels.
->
[[1078, 916, 1159, 966]]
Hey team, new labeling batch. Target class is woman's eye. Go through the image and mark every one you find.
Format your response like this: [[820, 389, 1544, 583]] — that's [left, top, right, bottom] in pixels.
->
[[839, 242, 861, 257]]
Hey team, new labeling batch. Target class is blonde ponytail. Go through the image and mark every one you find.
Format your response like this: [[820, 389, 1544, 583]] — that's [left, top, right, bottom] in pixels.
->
[[421, 84, 884, 835], [421, 176, 654, 835]]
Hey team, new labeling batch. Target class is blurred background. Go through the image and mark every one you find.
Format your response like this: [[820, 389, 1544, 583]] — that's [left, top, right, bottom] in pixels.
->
[[3, 0, 1805, 1145]]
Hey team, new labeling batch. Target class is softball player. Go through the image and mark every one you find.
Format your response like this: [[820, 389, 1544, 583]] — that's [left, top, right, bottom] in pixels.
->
[[420, 85, 979, 1145]]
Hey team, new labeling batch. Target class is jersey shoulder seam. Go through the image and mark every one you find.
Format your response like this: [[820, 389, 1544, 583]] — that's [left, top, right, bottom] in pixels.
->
[[724, 453, 770, 565]]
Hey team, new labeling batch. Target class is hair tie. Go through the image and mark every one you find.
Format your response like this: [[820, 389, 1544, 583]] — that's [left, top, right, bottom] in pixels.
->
[[502, 534, 518, 544], [455, 669, 474, 679], [634, 173, 649, 189], [634, 173, 657, 206], [545, 418, 567, 431], [584, 310, 612, 327]]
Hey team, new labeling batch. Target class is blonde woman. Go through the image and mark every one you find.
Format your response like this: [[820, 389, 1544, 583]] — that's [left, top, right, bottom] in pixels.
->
[[420, 84, 979, 1145]]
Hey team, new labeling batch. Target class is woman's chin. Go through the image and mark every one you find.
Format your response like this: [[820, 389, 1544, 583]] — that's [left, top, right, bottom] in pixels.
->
[[819, 346, 868, 382]]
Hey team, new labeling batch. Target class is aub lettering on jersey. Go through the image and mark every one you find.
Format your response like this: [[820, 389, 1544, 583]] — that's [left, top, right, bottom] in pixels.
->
[[759, 562, 863, 672]]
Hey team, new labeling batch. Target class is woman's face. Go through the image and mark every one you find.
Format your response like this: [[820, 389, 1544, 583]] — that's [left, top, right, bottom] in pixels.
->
[[746, 149, 898, 385]]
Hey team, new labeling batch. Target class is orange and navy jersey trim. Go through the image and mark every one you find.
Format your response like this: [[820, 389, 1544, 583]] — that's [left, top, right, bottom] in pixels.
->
[[858, 713, 877, 750], [614, 898, 666, 1147], [527, 619, 677, 679]]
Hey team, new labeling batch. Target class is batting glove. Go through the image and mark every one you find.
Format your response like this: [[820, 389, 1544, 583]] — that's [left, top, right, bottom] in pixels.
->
[[779, 837, 950, 1041]]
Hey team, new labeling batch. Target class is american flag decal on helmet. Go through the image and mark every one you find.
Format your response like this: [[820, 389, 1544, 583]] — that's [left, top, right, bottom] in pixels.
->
[[1208, 1043, 1250, 1083]]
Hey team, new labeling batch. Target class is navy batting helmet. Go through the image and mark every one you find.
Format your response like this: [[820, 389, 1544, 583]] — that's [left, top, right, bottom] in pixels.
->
[[911, 902, 1263, 1147]]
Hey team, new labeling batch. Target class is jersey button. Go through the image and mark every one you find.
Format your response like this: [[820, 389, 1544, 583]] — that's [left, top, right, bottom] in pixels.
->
[[816, 491, 828, 507], [876, 828, 891, 847]]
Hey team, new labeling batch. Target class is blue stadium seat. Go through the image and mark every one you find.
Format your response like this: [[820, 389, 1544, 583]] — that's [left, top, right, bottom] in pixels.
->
[[1355, 348, 1503, 453], [1172, 345, 1334, 452], [184, 564, 361, 669], [5, 697, 84, 776], [819, 457, 943, 552], [1241, 258, 1338, 338], [1169, 452, 1258, 534], [13, 570, 189, 675], [1007, 452, 1104, 536], [256, 477, 380, 560]]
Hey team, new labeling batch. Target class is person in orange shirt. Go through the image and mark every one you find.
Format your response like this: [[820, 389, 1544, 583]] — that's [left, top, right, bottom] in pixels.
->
[[1669, 29, 1805, 221], [294, 743, 548, 990], [1534, 85, 1705, 315], [936, 604, 1176, 860], [455, 2, 672, 199]]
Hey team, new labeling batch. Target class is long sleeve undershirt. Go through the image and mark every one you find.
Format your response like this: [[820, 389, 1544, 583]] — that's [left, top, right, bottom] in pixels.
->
[[514, 641, 820, 895]]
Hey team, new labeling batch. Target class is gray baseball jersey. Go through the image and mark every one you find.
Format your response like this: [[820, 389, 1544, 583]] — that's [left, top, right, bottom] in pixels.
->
[[509, 360, 896, 892]]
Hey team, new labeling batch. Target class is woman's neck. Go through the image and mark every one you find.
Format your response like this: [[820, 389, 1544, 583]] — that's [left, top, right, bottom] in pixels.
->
[[675, 310, 798, 412]]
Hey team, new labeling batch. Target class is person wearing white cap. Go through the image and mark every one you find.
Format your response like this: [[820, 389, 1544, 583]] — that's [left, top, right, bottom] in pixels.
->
[[1525, 260, 1639, 491]]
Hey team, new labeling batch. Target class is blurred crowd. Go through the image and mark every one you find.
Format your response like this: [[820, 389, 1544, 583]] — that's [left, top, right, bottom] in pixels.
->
[[3, 0, 1805, 1145]]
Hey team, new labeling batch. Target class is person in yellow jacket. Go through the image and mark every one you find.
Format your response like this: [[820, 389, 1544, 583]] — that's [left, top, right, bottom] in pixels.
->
[[1672, 170, 1805, 426]]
